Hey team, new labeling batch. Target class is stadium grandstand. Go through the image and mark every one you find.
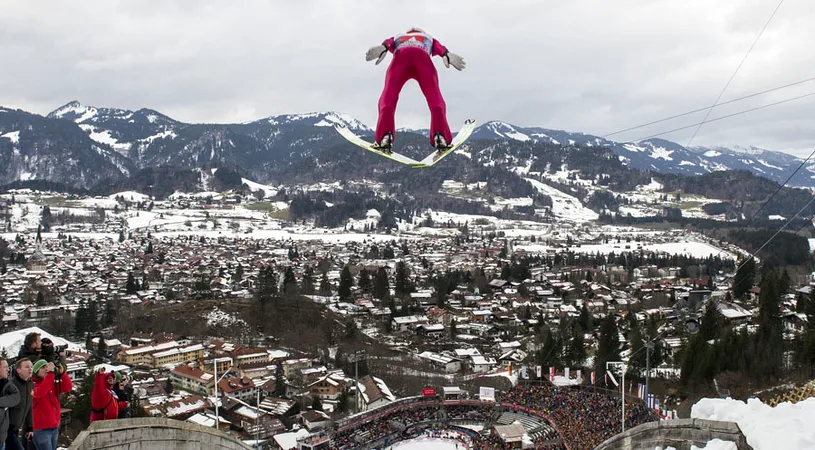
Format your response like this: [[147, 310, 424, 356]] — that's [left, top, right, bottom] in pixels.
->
[[295, 381, 658, 450]]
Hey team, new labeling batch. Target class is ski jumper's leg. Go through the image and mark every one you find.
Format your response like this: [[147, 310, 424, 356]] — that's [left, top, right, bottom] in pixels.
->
[[376, 54, 412, 144], [413, 51, 452, 146]]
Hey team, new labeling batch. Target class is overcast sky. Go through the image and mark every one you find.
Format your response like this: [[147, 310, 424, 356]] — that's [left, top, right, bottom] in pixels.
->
[[2, 0, 814, 156]]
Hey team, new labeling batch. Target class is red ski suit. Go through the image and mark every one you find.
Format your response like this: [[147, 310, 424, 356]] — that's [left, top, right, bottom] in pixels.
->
[[90, 371, 127, 423], [376, 32, 452, 146]]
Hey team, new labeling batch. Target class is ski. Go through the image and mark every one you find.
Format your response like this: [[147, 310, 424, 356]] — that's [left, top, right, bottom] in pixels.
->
[[334, 125, 424, 167], [414, 119, 477, 168]]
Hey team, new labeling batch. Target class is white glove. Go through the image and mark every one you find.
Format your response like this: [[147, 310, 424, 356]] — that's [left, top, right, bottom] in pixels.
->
[[366, 45, 388, 65], [443, 52, 466, 71]]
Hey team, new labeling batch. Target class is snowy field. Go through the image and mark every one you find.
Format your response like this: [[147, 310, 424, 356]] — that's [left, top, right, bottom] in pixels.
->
[[516, 240, 738, 260], [391, 438, 462, 450], [691, 397, 815, 450]]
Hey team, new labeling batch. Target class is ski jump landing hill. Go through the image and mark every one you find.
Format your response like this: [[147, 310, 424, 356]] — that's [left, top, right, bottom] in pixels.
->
[[69, 417, 252, 450]]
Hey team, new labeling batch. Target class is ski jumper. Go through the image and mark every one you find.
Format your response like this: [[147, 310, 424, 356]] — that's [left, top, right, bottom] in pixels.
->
[[375, 31, 452, 147]]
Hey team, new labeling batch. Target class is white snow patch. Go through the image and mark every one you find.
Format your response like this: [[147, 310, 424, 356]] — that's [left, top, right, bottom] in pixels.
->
[[649, 146, 674, 161], [679, 160, 697, 166], [207, 307, 248, 328], [1, 131, 20, 144], [392, 438, 461, 450], [638, 178, 663, 192], [690, 439, 738, 450], [110, 191, 150, 202], [757, 159, 783, 171], [80, 126, 132, 154], [623, 143, 646, 153], [140, 129, 177, 143], [241, 178, 277, 198], [525, 178, 599, 222], [704, 150, 722, 157]]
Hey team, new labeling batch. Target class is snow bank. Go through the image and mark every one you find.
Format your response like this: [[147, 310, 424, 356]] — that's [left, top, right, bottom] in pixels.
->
[[690, 397, 815, 450]]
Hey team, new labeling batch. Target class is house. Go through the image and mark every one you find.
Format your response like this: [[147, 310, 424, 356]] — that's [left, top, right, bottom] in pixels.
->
[[308, 372, 347, 400], [418, 351, 462, 373], [231, 347, 271, 368], [416, 323, 445, 339], [282, 358, 314, 378], [151, 343, 205, 368], [27, 246, 48, 273], [170, 364, 216, 395], [220, 397, 285, 438], [468, 310, 492, 323], [471, 355, 496, 373], [300, 410, 331, 431], [217, 376, 258, 403], [163, 395, 210, 420], [186, 411, 231, 432], [391, 315, 428, 332], [716, 302, 752, 324], [117, 340, 179, 366], [356, 375, 396, 411]]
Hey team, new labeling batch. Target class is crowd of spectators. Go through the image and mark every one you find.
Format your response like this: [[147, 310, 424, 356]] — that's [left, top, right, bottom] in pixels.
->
[[446, 404, 495, 422], [329, 383, 655, 450], [331, 405, 440, 449], [501, 384, 657, 449]]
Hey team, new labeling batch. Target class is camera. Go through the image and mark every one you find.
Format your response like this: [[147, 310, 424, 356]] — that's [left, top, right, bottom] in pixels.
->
[[40, 338, 69, 364]]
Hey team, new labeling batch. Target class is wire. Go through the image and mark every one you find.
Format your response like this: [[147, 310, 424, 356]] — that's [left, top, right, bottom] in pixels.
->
[[743, 147, 815, 223], [734, 194, 815, 273], [631, 91, 815, 142], [601, 76, 815, 139], [685, 0, 787, 147]]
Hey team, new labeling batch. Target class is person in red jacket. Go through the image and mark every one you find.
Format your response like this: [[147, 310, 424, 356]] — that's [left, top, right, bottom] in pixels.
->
[[31, 360, 72, 450], [90, 368, 127, 423]]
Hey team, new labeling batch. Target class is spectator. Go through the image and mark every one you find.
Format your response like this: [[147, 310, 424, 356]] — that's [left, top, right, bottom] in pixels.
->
[[5, 358, 33, 450], [31, 360, 72, 450], [15, 334, 41, 364], [90, 368, 127, 423], [0, 358, 21, 450], [113, 373, 133, 419]]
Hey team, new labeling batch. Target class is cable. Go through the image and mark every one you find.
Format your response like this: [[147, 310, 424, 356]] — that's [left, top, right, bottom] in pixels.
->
[[685, 0, 787, 147], [632, 91, 815, 141], [742, 146, 815, 223], [601, 76, 815, 138], [734, 194, 815, 273]]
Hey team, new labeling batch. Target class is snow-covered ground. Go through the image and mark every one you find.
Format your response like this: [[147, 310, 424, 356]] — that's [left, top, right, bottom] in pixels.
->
[[691, 397, 815, 450], [517, 240, 738, 260], [525, 177, 599, 222], [391, 439, 461, 450]]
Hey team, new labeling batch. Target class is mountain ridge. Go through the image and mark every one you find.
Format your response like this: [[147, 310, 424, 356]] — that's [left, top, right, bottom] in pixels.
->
[[1, 100, 813, 193]]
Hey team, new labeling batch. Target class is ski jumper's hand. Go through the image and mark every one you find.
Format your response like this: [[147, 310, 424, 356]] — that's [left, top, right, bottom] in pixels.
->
[[366, 45, 388, 65], [443, 52, 466, 71]]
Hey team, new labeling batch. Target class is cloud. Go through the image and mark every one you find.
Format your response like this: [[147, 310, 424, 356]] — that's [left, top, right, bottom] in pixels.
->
[[1, 0, 813, 153]]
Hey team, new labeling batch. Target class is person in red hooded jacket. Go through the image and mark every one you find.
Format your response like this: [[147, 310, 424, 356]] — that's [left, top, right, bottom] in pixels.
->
[[90, 368, 127, 423], [31, 360, 72, 450]]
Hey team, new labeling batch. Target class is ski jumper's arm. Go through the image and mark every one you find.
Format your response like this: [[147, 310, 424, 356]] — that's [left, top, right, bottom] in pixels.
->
[[431, 39, 449, 58], [382, 37, 396, 53]]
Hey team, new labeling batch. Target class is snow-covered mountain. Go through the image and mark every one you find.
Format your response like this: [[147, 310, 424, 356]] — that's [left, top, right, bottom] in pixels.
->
[[3, 100, 814, 191], [469, 121, 814, 187]]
